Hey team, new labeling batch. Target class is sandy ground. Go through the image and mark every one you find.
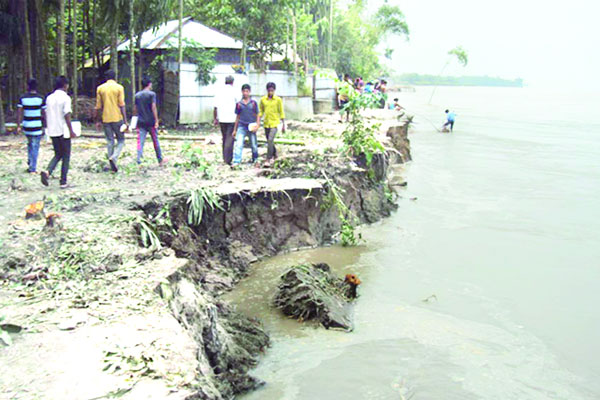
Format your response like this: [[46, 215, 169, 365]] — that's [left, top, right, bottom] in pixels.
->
[[0, 109, 403, 399]]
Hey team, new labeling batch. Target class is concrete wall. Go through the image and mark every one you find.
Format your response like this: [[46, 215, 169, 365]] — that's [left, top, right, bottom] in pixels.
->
[[178, 63, 313, 124]]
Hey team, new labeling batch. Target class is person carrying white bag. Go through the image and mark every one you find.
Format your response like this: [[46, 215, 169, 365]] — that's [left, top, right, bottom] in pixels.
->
[[40, 76, 76, 189]]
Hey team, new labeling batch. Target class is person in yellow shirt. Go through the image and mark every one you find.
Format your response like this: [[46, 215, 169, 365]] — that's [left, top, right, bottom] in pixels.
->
[[259, 82, 285, 166], [94, 70, 128, 172]]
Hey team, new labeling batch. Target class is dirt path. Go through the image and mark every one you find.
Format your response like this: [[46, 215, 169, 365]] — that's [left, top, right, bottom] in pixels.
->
[[0, 109, 409, 399]]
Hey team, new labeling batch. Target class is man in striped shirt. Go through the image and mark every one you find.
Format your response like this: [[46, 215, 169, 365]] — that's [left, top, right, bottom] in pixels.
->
[[17, 79, 46, 173]]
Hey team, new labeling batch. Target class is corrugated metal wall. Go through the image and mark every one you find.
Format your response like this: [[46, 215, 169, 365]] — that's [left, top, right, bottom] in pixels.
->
[[178, 63, 315, 124]]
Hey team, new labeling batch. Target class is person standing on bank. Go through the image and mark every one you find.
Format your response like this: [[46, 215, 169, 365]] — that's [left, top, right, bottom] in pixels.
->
[[40, 76, 75, 189], [134, 77, 166, 166], [16, 78, 46, 174], [259, 82, 285, 167], [232, 84, 260, 168], [213, 75, 238, 165], [94, 70, 127, 172]]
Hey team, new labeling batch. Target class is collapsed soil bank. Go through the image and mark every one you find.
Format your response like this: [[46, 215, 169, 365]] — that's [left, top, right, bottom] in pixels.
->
[[144, 122, 411, 399]]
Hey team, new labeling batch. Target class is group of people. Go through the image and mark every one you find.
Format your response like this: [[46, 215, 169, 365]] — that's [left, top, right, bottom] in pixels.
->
[[16, 70, 165, 188], [15, 71, 287, 189], [213, 76, 286, 168]]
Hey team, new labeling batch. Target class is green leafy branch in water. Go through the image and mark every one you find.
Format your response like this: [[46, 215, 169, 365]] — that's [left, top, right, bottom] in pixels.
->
[[321, 171, 361, 247], [187, 188, 224, 226]]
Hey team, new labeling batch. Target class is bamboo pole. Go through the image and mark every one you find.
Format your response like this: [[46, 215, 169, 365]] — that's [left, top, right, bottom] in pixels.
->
[[79, 132, 306, 145], [72, 0, 78, 116]]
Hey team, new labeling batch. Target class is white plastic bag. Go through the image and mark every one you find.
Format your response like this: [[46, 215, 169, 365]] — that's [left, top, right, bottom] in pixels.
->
[[130, 116, 138, 130]]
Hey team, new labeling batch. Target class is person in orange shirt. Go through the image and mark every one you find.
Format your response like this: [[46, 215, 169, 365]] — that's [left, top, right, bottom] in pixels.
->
[[94, 70, 128, 172]]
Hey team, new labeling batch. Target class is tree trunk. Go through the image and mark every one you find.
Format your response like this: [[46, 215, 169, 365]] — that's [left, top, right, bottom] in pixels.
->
[[0, 83, 5, 134], [129, 0, 135, 103], [110, 30, 118, 76], [137, 34, 142, 90], [291, 8, 298, 78], [36, 0, 51, 91], [57, 0, 66, 75], [23, 0, 33, 80], [71, 0, 78, 117], [328, 0, 333, 67], [92, 0, 97, 69], [178, 0, 183, 125]]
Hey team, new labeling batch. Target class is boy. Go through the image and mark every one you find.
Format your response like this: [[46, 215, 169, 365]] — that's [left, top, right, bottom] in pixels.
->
[[17, 79, 45, 173], [259, 82, 285, 166], [442, 109, 456, 132], [134, 77, 165, 166], [94, 69, 127, 172], [40, 76, 75, 189], [232, 84, 260, 167]]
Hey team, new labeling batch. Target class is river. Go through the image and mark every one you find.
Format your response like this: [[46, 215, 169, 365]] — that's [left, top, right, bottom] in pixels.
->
[[224, 86, 600, 399]]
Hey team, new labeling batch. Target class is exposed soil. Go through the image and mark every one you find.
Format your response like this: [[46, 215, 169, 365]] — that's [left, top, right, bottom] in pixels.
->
[[0, 109, 411, 399]]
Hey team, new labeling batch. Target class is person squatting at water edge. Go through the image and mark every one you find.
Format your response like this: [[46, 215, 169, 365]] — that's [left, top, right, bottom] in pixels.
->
[[442, 109, 456, 132]]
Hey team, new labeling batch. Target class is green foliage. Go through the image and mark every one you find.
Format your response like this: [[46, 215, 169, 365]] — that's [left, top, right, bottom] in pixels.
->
[[148, 38, 217, 86], [187, 188, 224, 226], [339, 91, 386, 168], [175, 142, 215, 178], [375, 5, 410, 38], [449, 46, 469, 67], [321, 172, 361, 247], [136, 216, 162, 250]]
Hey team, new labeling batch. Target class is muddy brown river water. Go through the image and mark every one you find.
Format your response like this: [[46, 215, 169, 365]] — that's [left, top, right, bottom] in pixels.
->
[[224, 87, 600, 400]]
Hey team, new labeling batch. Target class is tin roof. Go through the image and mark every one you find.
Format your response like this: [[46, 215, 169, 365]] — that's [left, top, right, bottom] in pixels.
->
[[117, 17, 244, 51]]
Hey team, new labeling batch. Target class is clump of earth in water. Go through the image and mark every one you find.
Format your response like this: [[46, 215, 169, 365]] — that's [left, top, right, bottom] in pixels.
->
[[273, 263, 361, 331]]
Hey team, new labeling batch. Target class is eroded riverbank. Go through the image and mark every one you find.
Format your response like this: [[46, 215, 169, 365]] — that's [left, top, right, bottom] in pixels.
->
[[0, 110, 410, 399]]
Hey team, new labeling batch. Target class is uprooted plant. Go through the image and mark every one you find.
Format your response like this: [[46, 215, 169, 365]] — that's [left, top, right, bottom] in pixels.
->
[[321, 171, 361, 246], [187, 188, 224, 226]]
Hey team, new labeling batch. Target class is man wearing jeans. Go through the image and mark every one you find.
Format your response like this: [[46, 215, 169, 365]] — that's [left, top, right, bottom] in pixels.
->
[[94, 69, 127, 172], [41, 76, 75, 189], [134, 77, 165, 165], [232, 84, 260, 167], [17, 78, 45, 173], [213, 76, 238, 165], [259, 82, 285, 166]]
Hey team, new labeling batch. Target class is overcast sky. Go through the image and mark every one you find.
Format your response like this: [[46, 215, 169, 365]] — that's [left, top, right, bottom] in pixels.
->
[[376, 0, 600, 89]]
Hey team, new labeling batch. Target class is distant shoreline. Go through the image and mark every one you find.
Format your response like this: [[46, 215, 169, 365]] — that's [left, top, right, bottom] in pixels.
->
[[393, 74, 524, 88]]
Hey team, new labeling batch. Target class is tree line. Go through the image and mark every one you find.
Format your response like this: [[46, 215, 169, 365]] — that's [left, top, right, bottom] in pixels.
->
[[0, 0, 408, 131]]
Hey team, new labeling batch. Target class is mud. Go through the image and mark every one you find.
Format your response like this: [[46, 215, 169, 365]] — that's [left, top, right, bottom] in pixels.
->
[[0, 110, 411, 399]]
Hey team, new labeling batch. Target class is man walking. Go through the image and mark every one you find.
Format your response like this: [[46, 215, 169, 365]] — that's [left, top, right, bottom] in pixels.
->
[[16, 78, 45, 173], [40, 76, 75, 189], [213, 76, 238, 165], [259, 82, 285, 166], [232, 84, 260, 168], [94, 70, 127, 172], [134, 77, 165, 166]]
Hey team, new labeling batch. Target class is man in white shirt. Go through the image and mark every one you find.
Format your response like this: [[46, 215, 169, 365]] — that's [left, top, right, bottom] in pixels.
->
[[41, 76, 75, 189], [213, 76, 238, 165]]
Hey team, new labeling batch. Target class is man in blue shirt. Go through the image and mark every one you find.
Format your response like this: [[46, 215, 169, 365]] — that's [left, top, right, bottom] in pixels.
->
[[17, 79, 46, 173], [442, 109, 456, 132], [232, 84, 260, 167]]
